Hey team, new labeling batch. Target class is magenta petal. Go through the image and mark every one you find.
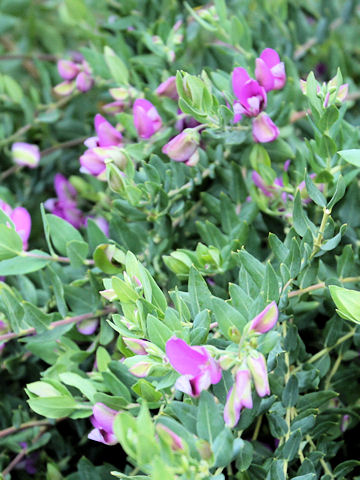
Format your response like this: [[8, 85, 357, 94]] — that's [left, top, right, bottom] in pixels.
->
[[80, 149, 106, 176], [249, 301, 278, 334], [260, 48, 280, 68], [88, 428, 117, 445], [174, 375, 195, 396], [94, 114, 122, 147], [232, 67, 251, 99], [57, 60, 80, 80], [54, 174, 77, 202], [247, 354, 270, 397], [252, 113, 279, 143], [252, 171, 273, 197], [92, 403, 117, 433], [166, 337, 207, 376], [76, 72, 94, 92], [11, 207, 31, 247], [134, 105, 155, 139], [255, 58, 274, 92], [207, 355, 222, 384]]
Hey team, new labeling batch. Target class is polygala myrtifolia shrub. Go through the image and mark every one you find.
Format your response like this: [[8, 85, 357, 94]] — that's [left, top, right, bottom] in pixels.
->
[[1, 0, 360, 479]]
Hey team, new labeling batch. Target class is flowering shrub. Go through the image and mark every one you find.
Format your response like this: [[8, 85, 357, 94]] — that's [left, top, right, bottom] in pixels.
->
[[0, 1, 360, 479]]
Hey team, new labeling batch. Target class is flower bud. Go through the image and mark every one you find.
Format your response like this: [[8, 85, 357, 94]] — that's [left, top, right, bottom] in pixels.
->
[[224, 369, 253, 428], [255, 48, 286, 92], [12, 142, 40, 169], [249, 301, 278, 334], [133, 99, 162, 139], [156, 424, 184, 451], [123, 337, 150, 355], [247, 352, 270, 397], [77, 318, 99, 335], [53, 80, 76, 96], [162, 128, 200, 162], [156, 76, 178, 100], [76, 71, 94, 92], [57, 60, 80, 80]]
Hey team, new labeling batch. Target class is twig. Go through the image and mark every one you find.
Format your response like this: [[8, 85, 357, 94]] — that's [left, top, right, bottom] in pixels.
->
[[0, 306, 116, 343], [0, 419, 58, 439]]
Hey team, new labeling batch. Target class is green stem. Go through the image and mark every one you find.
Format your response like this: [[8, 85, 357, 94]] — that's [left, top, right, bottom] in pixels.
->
[[21, 251, 95, 266], [311, 207, 332, 257]]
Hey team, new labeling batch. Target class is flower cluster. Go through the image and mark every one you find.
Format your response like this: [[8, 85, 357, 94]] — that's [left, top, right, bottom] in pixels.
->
[[232, 48, 285, 143], [80, 114, 124, 180], [54, 54, 94, 96]]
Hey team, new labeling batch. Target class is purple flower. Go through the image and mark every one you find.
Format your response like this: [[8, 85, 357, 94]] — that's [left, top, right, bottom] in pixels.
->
[[156, 76, 178, 100], [57, 60, 80, 80], [0, 201, 31, 250], [133, 99, 162, 139], [162, 128, 200, 164], [55, 56, 94, 96], [224, 369, 253, 428], [44, 174, 84, 228], [252, 171, 273, 197], [252, 113, 279, 143], [247, 353, 270, 397], [255, 48, 286, 92], [12, 142, 40, 169], [77, 318, 99, 335], [249, 301, 278, 334], [93, 114, 123, 147], [76, 71, 94, 92], [80, 115, 123, 180], [165, 337, 222, 397], [232, 67, 267, 117], [88, 403, 118, 445]]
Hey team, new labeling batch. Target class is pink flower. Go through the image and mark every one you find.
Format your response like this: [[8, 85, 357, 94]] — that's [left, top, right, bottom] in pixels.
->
[[0, 201, 31, 250], [249, 301, 278, 334], [165, 337, 222, 397], [77, 318, 99, 335], [133, 99, 162, 139], [11, 142, 40, 169], [55, 56, 94, 96], [162, 128, 200, 164], [232, 67, 267, 117], [224, 369, 253, 428], [93, 114, 123, 147], [156, 76, 178, 100], [88, 403, 118, 445], [247, 353, 270, 397], [255, 48, 286, 92], [76, 72, 94, 92], [57, 60, 80, 80], [252, 113, 279, 143], [44, 174, 84, 228]]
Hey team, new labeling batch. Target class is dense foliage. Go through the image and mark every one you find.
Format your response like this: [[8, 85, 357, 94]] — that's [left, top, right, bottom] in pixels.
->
[[1, 1, 360, 479]]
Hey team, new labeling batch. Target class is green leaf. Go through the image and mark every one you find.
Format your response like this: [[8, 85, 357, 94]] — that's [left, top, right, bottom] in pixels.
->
[[104, 46, 129, 85], [28, 396, 77, 418], [66, 240, 89, 268], [282, 375, 299, 408], [131, 379, 162, 402], [213, 428, 234, 468], [196, 391, 224, 443], [146, 315, 172, 350], [0, 224, 23, 260], [211, 297, 246, 339], [0, 251, 50, 275], [46, 214, 83, 256], [188, 266, 213, 315], [235, 249, 265, 289], [327, 175, 346, 209], [338, 149, 360, 167], [59, 372, 97, 402], [334, 460, 360, 479], [305, 173, 326, 207], [329, 285, 360, 324]]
